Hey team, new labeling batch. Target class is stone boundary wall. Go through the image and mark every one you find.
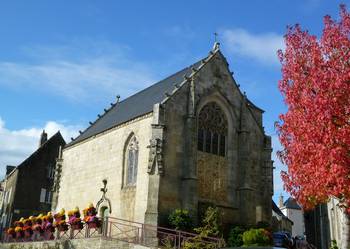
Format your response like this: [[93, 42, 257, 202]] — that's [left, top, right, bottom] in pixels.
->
[[0, 238, 151, 249]]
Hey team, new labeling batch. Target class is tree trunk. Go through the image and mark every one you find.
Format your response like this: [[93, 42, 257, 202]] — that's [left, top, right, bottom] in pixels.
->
[[341, 212, 350, 249]]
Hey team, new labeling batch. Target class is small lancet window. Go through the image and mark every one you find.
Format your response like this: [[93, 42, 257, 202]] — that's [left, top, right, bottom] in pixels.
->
[[197, 102, 228, 156], [126, 135, 139, 186]]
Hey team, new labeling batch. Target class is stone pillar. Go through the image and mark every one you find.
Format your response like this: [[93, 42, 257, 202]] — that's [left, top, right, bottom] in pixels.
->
[[262, 135, 273, 223], [144, 104, 164, 226], [143, 103, 165, 247], [39, 130, 47, 148], [181, 78, 198, 220], [237, 99, 255, 225]]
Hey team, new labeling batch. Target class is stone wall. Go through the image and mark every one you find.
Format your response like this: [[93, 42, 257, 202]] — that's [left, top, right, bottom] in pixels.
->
[[197, 151, 228, 204], [56, 114, 153, 224], [54, 49, 273, 231], [0, 238, 150, 249], [158, 51, 273, 227]]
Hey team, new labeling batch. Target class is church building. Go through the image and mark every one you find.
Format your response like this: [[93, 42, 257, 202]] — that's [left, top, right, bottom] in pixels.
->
[[54, 44, 274, 229]]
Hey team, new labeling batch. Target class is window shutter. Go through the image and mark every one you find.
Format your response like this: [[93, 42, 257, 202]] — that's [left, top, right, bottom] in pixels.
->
[[47, 164, 55, 179], [46, 191, 52, 203]]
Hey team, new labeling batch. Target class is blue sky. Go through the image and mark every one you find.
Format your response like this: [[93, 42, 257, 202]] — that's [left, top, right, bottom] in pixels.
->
[[0, 0, 347, 203]]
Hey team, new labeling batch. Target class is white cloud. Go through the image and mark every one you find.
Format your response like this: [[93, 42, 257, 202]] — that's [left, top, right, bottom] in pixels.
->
[[0, 116, 82, 177], [0, 41, 155, 102], [222, 28, 284, 65]]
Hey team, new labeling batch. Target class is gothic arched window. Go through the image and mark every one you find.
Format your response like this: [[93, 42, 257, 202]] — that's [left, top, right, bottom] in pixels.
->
[[197, 102, 228, 157], [125, 135, 139, 186]]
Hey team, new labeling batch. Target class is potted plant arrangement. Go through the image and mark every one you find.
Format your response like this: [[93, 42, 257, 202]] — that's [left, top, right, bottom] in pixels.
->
[[14, 218, 25, 239], [43, 212, 55, 239], [2, 204, 106, 241], [54, 208, 68, 232], [6, 227, 16, 240], [32, 214, 45, 239], [83, 203, 100, 229], [68, 207, 83, 230], [23, 217, 33, 239]]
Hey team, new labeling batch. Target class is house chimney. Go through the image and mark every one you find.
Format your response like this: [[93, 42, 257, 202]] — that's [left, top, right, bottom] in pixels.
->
[[279, 194, 284, 208], [39, 130, 48, 147], [6, 165, 16, 176]]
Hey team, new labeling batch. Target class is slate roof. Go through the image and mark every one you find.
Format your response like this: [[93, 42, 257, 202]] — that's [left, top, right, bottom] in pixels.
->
[[272, 200, 294, 224], [67, 45, 265, 147], [284, 197, 302, 210], [17, 132, 66, 167], [67, 58, 205, 147], [272, 200, 285, 217]]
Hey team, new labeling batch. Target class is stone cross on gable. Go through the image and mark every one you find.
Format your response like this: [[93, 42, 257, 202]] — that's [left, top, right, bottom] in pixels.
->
[[214, 32, 218, 43]]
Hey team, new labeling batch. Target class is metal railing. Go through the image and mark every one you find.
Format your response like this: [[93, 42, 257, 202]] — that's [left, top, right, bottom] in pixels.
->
[[2, 217, 223, 249], [104, 217, 223, 248]]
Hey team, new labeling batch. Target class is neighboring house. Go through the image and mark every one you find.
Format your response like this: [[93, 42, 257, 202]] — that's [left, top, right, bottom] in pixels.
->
[[0, 131, 66, 232], [0, 166, 15, 216], [279, 196, 305, 237], [54, 43, 274, 230], [304, 197, 346, 249], [0, 166, 15, 229], [272, 200, 293, 234]]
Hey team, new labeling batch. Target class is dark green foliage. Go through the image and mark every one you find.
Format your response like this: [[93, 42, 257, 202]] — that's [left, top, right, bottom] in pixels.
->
[[168, 209, 193, 231], [227, 226, 245, 247], [242, 228, 272, 246], [194, 206, 220, 237], [183, 207, 225, 249], [255, 221, 271, 230], [330, 240, 339, 249]]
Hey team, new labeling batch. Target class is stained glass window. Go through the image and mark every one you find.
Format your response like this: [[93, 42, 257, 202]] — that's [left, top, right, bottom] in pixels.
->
[[126, 136, 138, 185]]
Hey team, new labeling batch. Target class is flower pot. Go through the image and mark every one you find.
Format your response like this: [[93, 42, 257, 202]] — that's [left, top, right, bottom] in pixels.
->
[[16, 231, 24, 239], [24, 229, 33, 238], [88, 222, 99, 229], [71, 223, 83, 230], [58, 224, 68, 232]]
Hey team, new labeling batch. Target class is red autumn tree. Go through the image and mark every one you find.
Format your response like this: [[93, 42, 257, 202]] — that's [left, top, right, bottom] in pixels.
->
[[276, 4, 350, 247]]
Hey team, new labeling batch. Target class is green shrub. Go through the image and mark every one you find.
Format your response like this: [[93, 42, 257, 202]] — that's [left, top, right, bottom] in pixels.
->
[[183, 207, 225, 249], [330, 240, 339, 249], [168, 209, 193, 231], [242, 228, 272, 246], [194, 206, 221, 237], [227, 226, 245, 247]]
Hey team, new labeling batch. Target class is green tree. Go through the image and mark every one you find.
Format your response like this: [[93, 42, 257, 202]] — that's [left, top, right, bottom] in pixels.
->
[[183, 207, 225, 249]]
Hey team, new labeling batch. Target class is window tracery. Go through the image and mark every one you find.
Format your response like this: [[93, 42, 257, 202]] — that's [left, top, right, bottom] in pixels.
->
[[197, 102, 228, 156]]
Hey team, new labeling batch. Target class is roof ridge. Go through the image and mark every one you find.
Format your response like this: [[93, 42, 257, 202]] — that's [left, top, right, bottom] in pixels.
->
[[73, 98, 119, 142], [160, 47, 220, 105], [69, 56, 209, 145], [67, 46, 222, 147], [17, 131, 64, 168]]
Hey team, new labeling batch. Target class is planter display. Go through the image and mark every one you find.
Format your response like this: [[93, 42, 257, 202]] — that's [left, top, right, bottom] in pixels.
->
[[3, 204, 106, 241], [54, 208, 68, 232], [83, 203, 101, 229], [68, 207, 83, 230]]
